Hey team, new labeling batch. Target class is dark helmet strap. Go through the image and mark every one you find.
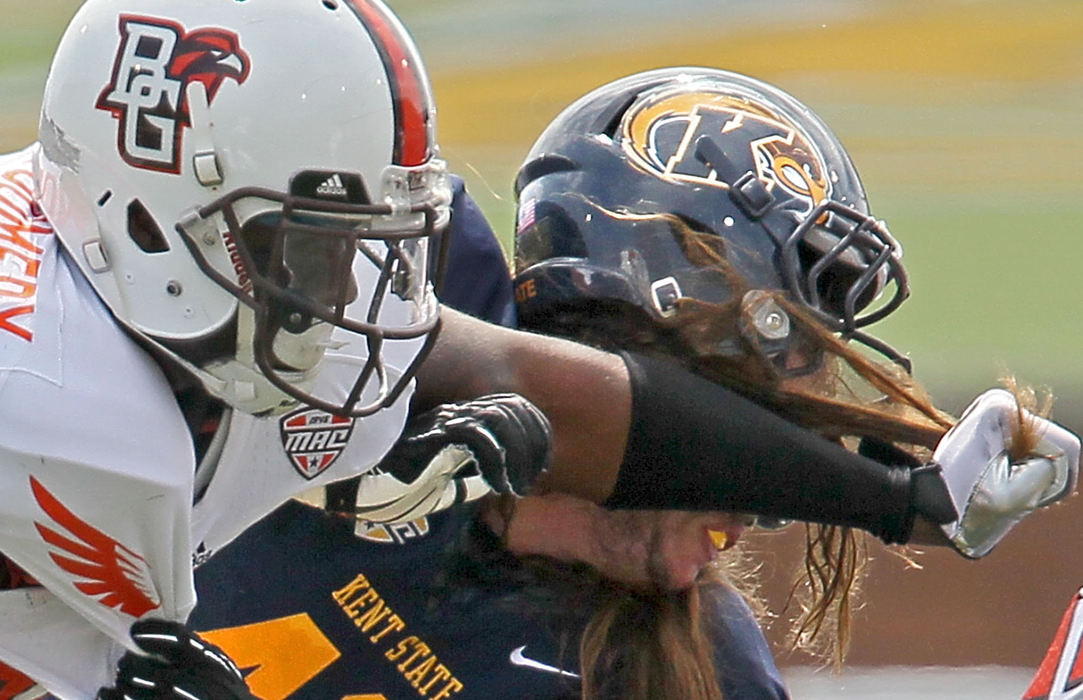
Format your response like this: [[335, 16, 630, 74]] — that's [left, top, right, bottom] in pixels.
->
[[694, 135, 775, 219]]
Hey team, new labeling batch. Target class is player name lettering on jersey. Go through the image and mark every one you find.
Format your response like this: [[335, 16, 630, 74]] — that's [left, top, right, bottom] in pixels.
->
[[333, 572, 463, 700], [0, 167, 50, 342]]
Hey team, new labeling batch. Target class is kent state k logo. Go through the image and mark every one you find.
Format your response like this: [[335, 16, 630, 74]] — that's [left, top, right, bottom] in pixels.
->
[[621, 87, 831, 216], [96, 15, 250, 173]]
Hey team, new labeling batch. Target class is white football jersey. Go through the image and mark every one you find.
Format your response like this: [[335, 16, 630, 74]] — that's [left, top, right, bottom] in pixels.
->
[[0, 145, 413, 697]]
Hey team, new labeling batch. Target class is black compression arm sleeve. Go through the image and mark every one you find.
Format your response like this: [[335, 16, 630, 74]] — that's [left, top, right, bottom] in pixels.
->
[[605, 352, 916, 543]]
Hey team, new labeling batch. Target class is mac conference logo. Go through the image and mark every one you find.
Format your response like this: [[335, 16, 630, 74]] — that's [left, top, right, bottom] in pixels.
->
[[279, 407, 356, 480]]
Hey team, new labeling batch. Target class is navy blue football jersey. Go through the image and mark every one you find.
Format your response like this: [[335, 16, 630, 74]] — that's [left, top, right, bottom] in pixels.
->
[[188, 180, 788, 699], [190, 500, 572, 699], [434, 175, 517, 327], [190, 500, 787, 699]]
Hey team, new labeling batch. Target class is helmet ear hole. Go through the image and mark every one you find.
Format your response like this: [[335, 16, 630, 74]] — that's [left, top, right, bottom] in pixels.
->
[[514, 156, 577, 195], [126, 199, 170, 253]]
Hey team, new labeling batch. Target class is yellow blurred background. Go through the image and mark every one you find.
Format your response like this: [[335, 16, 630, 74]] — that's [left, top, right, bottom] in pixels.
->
[[6, 1, 1081, 409], [415, 0, 1083, 419]]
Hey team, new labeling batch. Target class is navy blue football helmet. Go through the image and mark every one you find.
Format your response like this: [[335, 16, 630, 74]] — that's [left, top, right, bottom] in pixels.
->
[[513, 67, 909, 369]]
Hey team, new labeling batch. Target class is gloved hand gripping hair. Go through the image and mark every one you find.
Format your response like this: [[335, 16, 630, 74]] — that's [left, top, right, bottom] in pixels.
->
[[97, 618, 255, 700], [932, 388, 1080, 558]]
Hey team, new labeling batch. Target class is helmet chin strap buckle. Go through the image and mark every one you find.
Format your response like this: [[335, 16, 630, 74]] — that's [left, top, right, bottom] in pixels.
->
[[729, 171, 774, 220], [742, 290, 790, 341], [650, 276, 682, 317], [193, 151, 223, 187], [693, 135, 774, 219], [186, 82, 224, 187]]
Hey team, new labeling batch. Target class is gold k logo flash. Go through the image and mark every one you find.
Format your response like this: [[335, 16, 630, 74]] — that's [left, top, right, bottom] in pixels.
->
[[622, 89, 831, 214]]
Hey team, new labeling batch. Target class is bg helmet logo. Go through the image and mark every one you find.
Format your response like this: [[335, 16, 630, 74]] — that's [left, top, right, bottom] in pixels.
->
[[96, 15, 250, 174], [622, 88, 830, 215]]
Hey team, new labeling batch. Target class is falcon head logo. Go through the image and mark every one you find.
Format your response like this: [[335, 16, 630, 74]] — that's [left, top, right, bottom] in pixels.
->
[[168, 27, 249, 103], [96, 15, 251, 174]]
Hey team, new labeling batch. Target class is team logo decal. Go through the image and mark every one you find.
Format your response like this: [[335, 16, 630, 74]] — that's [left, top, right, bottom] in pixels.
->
[[96, 15, 251, 174], [355, 517, 431, 545], [622, 87, 830, 213], [30, 476, 161, 617], [280, 407, 356, 480]]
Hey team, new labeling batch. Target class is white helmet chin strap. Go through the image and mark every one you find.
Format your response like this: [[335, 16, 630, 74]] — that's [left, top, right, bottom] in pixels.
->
[[196, 306, 308, 416], [271, 319, 337, 371]]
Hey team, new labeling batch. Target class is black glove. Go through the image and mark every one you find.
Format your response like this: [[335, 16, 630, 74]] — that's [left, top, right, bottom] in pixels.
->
[[385, 392, 552, 496], [858, 437, 956, 542], [97, 618, 255, 700], [327, 393, 552, 524]]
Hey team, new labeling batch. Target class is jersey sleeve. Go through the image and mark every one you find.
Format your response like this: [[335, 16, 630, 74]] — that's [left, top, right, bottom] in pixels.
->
[[435, 176, 516, 327]]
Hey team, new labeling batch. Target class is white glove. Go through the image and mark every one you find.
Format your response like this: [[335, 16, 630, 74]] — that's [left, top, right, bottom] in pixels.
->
[[350, 445, 492, 524], [933, 388, 1080, 558]]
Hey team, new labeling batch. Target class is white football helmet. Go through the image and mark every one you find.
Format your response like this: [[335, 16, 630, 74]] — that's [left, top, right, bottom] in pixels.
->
[[35, 0, 450, 417]]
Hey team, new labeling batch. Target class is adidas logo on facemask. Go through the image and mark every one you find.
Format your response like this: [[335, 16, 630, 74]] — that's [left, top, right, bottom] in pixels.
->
[[315, 173, 348, 198]]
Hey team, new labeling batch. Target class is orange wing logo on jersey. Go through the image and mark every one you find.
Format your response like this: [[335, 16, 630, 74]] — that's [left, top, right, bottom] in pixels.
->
[[0, 659, 39, 700], [1024, 587, 1083, 700], [30, 476, 162, 617]]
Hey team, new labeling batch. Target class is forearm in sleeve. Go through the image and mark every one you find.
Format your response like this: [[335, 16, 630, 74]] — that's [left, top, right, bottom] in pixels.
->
[[605, 352, 923, 543]]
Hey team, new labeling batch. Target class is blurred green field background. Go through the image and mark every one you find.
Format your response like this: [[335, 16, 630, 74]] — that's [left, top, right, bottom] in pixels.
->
[[3, 0, 1082, 425]]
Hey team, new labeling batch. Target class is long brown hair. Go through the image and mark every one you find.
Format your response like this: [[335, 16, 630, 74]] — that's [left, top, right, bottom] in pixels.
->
[[578, 574, 724, 700], [452, 505, 742, 700], [532, 213, 956, 670], [545, 213, 1057, 673]]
